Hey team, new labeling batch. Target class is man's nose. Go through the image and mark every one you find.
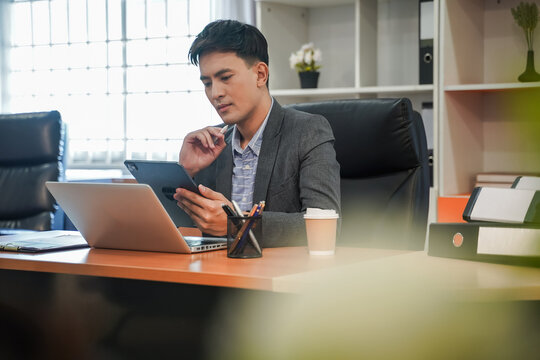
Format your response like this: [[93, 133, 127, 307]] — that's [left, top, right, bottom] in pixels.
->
[[211, 82, 225, 99]]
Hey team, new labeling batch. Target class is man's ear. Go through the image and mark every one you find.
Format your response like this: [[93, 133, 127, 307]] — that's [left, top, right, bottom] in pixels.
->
[[254, 62, 269, 87]]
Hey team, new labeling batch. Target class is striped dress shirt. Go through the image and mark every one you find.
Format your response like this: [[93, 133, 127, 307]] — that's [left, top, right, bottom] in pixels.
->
[[231, 100, 273, 212]]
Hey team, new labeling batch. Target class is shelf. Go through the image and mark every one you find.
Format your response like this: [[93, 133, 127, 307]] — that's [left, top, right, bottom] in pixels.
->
[[271, 85, 434, 97], [444, 82, 540, 92], [439, 0, 540, 196]]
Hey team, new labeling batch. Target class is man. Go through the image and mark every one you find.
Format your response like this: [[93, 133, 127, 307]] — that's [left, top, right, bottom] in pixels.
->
[[174, 20, 340, 247]]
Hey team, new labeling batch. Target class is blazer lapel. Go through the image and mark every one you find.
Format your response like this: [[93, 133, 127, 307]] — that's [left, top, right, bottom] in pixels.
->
[[253, 101, 284, 203], [215, 134, 233, 199]]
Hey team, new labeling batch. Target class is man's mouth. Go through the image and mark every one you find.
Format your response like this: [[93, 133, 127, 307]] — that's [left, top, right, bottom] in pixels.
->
[[217, 104, 231, 112]]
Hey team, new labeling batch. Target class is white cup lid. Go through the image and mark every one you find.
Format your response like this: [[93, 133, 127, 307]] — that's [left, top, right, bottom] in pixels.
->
[[303, 208, 339, 219]]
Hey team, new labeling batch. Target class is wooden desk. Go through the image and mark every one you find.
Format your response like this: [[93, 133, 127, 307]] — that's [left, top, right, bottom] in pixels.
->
[[274, 250, 540, 301], [0, 246, 404, 358], [1, 246, 540, 297], [0, 246, 406, 292], [1, 246, 539, 359]]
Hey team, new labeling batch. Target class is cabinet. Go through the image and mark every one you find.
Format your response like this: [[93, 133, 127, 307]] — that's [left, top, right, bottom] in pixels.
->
[[439, 0, 540, 196]]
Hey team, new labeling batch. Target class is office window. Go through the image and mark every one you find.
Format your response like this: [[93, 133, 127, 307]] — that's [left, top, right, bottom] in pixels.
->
[[5, 0, 218, 169]]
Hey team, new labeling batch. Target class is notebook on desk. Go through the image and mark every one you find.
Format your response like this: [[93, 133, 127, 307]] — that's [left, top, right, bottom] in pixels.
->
[[0, 231, 88, 253], [45, 182, 226, 254]]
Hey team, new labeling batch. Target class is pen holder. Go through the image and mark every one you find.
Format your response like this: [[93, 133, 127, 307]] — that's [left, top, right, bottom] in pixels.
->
[[227, 215, 263, 258]]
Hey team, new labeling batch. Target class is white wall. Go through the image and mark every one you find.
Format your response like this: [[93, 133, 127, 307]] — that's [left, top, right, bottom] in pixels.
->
[[377, 0, 419, 86], [308, 4, 356, 88]]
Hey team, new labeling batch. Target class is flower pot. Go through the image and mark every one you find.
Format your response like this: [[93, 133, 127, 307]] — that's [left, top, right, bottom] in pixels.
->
[[299, 71, 320, 88], [518, 50, 540, 82]]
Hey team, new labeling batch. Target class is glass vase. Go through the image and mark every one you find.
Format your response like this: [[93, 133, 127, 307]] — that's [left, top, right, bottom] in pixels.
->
[[518, 50, 540, 82]]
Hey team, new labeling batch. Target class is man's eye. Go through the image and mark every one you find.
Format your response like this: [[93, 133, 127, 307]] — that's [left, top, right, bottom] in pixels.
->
[[221, 75, 231, 81], [203, 82, 211, 88]]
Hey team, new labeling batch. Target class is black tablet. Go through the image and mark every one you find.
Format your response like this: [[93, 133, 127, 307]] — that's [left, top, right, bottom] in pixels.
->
[[124, 160, 200, 227]]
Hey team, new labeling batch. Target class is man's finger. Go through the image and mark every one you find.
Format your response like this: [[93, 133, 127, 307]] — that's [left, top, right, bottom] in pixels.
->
[[198, 184, 226, 201], [202, 129, 216, 149], [177, 197, 207, 223], [175, 188, 208, 210]]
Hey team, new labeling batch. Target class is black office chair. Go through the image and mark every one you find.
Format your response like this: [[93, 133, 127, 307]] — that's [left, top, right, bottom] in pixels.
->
[[0, 111, 65, 233], [287, 98, 429, 250]]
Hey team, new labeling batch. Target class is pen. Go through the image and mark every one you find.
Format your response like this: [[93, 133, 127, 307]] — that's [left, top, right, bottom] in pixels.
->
[[231, 200, 244, 217], [221, 203, 238, 217], [248, 203, 259, 216], [213, 125, 229, 144]]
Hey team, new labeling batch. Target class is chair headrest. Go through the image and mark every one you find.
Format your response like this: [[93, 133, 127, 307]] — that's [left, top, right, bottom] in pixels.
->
[[0, 110, 63, 165], [287, 98, 420, 178]]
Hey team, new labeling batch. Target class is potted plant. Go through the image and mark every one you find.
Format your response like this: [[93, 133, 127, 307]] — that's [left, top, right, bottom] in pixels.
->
[[289, 43, 322, 88], [511, 1, 540, 82]]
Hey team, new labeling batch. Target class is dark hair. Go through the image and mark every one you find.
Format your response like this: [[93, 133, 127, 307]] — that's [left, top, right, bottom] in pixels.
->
[[188, 20, 269, 67]]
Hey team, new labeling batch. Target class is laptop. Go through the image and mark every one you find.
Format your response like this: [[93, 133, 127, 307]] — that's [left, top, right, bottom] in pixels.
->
[[46, 182, 227, 253]]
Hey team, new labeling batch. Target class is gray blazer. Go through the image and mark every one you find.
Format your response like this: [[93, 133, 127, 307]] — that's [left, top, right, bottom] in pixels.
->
[[195, 100, 341, 247]]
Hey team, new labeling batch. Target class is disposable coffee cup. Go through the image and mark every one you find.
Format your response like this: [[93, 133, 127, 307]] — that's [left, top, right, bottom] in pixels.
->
[[303, 208, 339, 255]]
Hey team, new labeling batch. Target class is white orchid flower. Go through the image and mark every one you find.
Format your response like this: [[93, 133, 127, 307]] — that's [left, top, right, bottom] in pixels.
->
[[300, 42, 314, 51], [289, 53, 297, 69], [304, 50, 313, 64], [313, 49, 322, 63], [290, 43, 322, 72]]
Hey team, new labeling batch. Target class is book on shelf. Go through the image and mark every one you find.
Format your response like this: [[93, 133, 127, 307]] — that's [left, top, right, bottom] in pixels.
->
[[463, 187, 540, 224], [473, 173, 540, 193], [512, 176, 540, 190], [473, 182, 512, 189], [419, 0, 434, 84], [475, 172, 540, 183]]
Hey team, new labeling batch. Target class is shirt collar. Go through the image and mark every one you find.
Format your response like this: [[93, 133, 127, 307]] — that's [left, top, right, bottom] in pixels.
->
[[231, 98, 274, 156]]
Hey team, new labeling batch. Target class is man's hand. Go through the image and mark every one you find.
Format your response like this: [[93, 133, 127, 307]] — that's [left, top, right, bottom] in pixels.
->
[[173, 184, 232, 236], [179, 126, 227, 177]]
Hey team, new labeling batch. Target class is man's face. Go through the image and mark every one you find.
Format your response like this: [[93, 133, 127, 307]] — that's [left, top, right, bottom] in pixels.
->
[[199, 51, 263, 126]]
